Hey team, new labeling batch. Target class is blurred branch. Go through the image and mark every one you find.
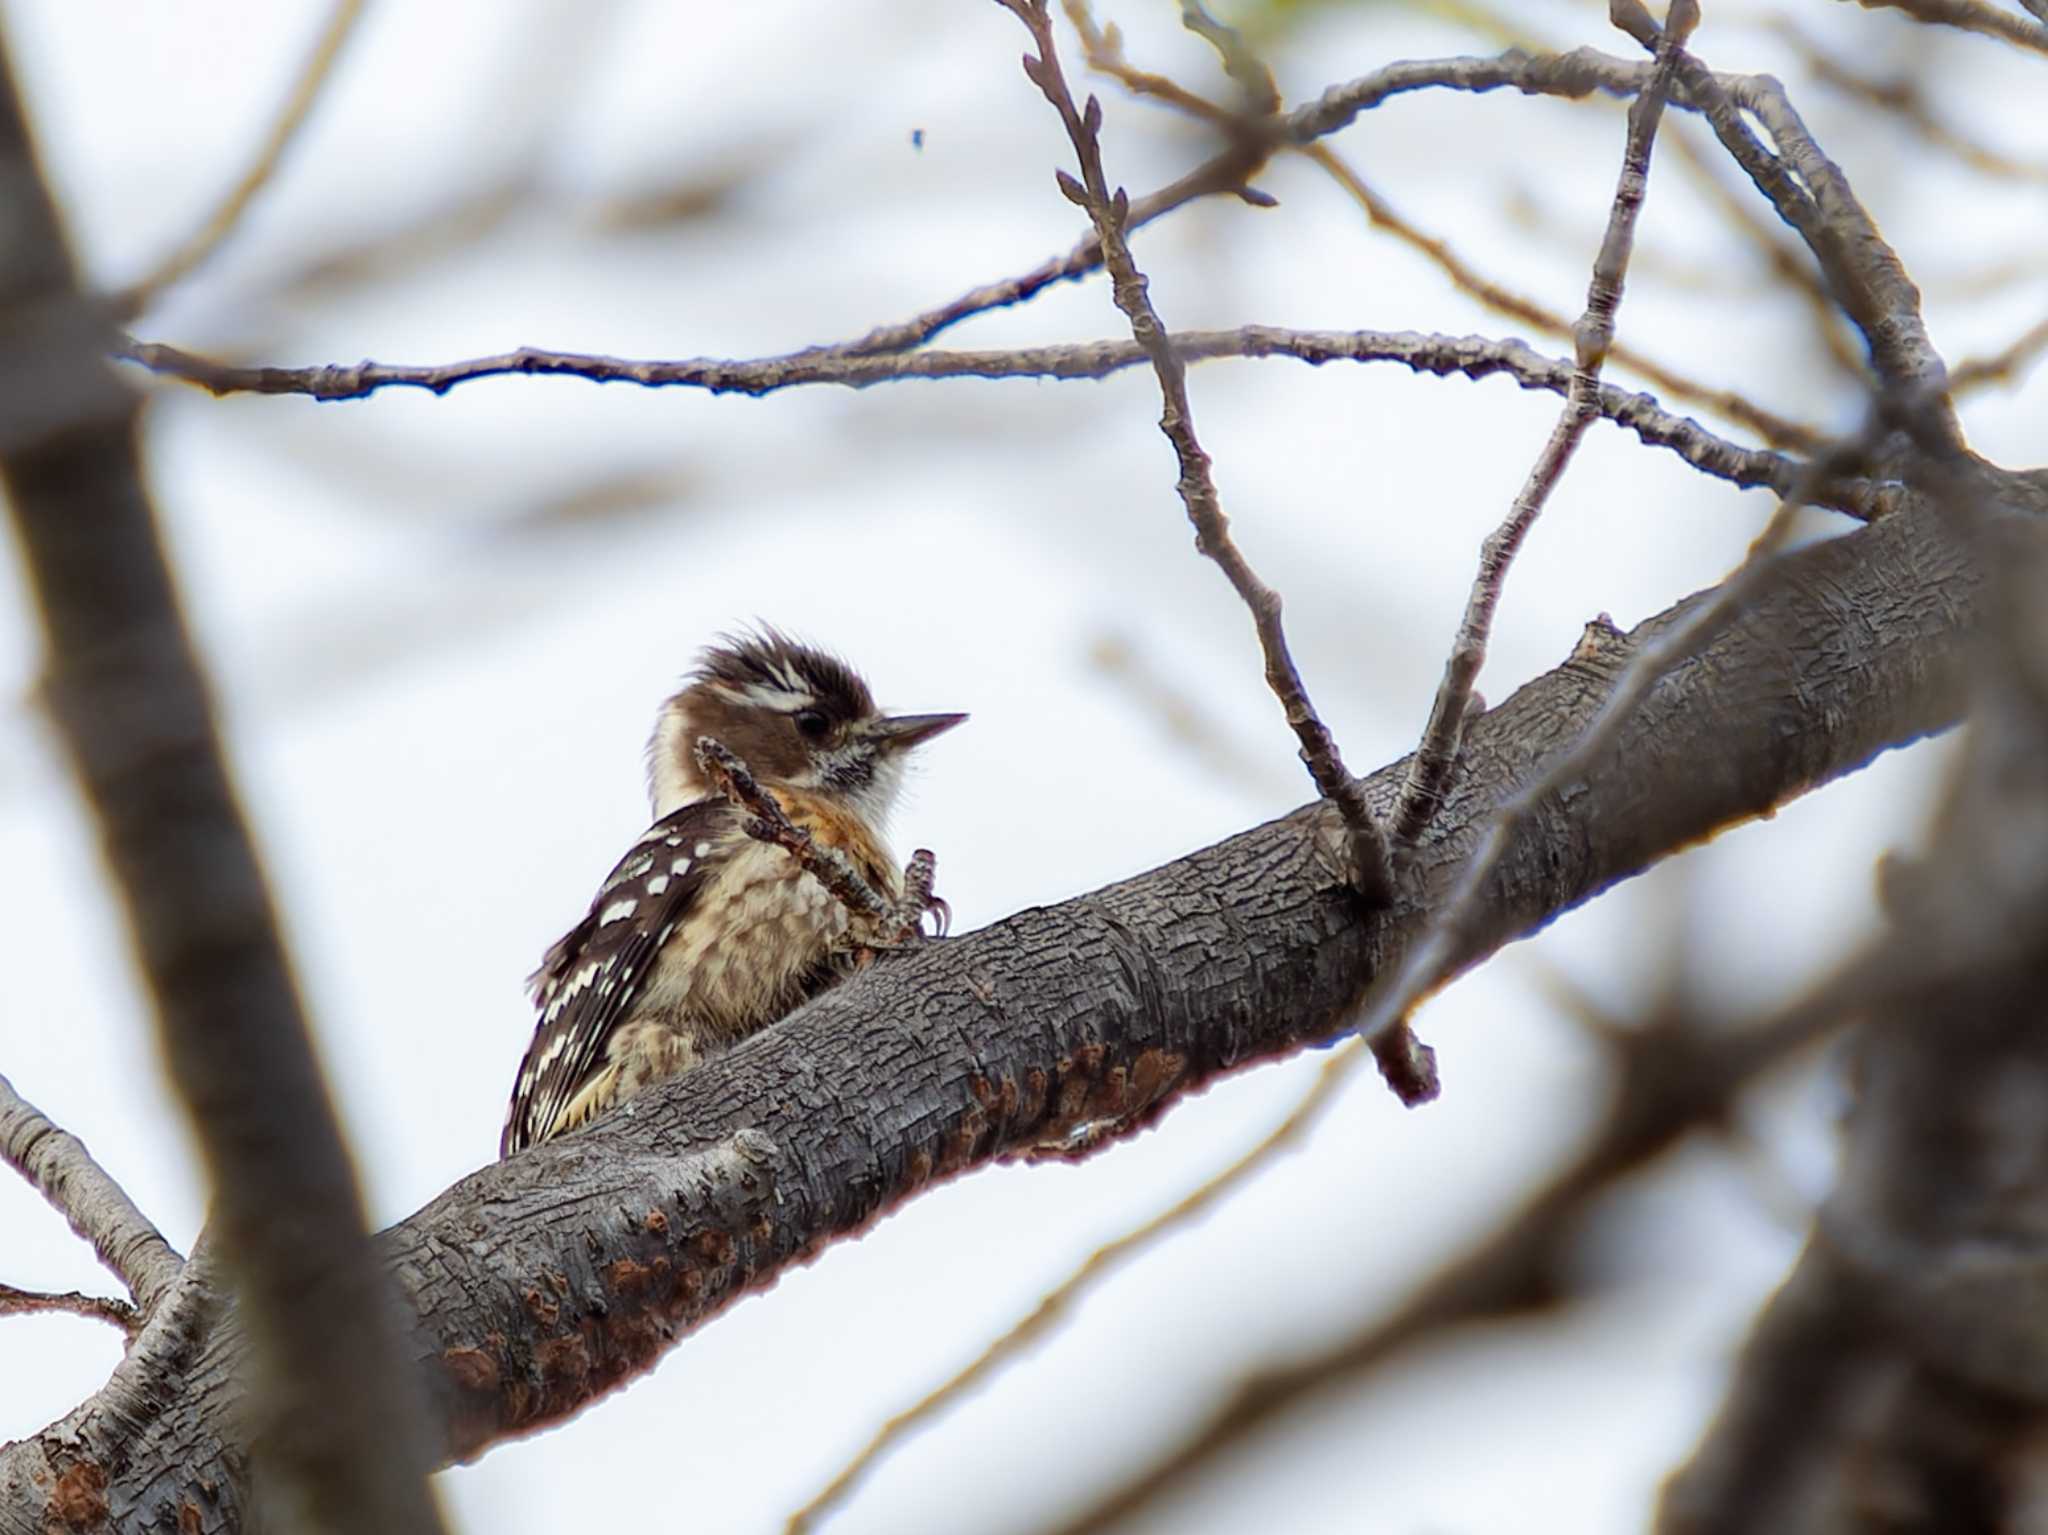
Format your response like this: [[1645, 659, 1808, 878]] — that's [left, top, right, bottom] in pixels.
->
[[1951, 313, 2048, 395], [999, 0, 1394, 913], [0, 1073, 182, 1313], [1046, 961, 1863, 1535], [1307, 142, 1828, 452], [114, 328, 1889, 518], [1660, 122, 1870, 381], [116, 0, 369, 317], [1393, 0, 1694, 847], [788, 1041, 1376, 1533], [0, 32, 444, 1535], [1843, 0, 2048, 53], [1661, 467, 2048, 1532], [1087, 633, 1297, 797], [1774, 17, 2048, 183]]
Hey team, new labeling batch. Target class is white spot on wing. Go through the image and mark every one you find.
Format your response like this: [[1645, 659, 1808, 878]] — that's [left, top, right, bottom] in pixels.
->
[[671, 856, 693, 877], [600, 897, 639, 925], [646, 874, 670, 896]]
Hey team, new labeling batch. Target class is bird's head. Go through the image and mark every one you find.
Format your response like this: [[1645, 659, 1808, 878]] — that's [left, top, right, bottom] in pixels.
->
[[647, 630, 965, 823]]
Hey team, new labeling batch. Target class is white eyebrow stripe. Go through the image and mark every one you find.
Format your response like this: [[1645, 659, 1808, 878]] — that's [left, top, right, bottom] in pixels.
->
[[708, 680, 817, 711]]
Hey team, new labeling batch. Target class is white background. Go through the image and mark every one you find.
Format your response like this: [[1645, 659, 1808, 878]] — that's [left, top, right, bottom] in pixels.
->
[[1, 1, 2042, 1530]]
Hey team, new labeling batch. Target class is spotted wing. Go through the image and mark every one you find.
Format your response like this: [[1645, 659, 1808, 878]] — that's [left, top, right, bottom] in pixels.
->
[[500, 798, 730, 1155]]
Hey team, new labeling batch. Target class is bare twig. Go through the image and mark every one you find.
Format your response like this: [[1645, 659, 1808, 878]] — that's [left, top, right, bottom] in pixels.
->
[[1661, 45, 1956, 426], [1392, 0, 1696, 847], [118, 40, 1870, 408], [1843, 0, 2048, 53], [786, 1041, 1376, 1533], [118, 47, 1676, 395], [1027, 7, 1376, 900], [116, 327, 1889, 519], [0, 1281, 141, 1336], [694, 735, 935, 943], [1305, 143, 1827, 452], [694, 736, 889, 921], [1353, 406, 1896, 1054], [1061, 0, 1826, 453], [0, 1073, 183, 1313], [117, 0, 369, 317], [0, 42, 446, 1535]]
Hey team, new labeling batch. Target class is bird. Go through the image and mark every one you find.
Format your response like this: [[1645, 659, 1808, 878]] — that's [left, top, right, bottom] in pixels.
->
[[501, 630, 965, 1155]]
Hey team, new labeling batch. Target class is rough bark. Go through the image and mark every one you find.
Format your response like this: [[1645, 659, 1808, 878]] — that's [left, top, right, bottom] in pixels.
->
[[0, 486, 2000, 1533]]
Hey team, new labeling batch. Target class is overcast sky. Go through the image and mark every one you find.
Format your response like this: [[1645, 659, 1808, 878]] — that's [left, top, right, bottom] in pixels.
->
[[2, 2, 2042, 1530]]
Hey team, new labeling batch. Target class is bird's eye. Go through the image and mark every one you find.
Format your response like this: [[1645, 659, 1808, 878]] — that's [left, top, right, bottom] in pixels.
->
[[794, 709, 830, 740]]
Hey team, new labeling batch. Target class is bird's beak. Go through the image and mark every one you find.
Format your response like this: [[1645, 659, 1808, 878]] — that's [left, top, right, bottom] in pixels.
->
[[873, 711, 968, 751]]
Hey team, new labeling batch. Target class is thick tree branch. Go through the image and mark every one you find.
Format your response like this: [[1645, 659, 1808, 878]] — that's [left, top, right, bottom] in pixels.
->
[[0, 1074, 182, 1314], [0, 485, 2000, 1533], [0, 37, 443, 1535]]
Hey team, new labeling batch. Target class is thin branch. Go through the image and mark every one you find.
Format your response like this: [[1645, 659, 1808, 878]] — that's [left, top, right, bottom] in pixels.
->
[[115, 327, 1888, 518], [0, 41, 446, 1535], [693, 737, 892, 922], [1005, 0, 1420, 1082], [116, 42, 1858, 408], [118, 47, 1670, 395], [0, 1281, 141, 1336], [1043, 28, 1400, 1017], [694, 735, 938, 943], [787, 1040, 1376, 1533], [116, 0, 369, 317], [1352, 403, 1897, 1053], [1060, 0, 1826, 453], [1660, 43, 1957, 425], [1304, 143, 1826, 453], [1843, 0, 2048, 53], [0, 1073, 183, 1313], [1659, 121, 1870, 382], [1391, 0, 1695, 847]]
